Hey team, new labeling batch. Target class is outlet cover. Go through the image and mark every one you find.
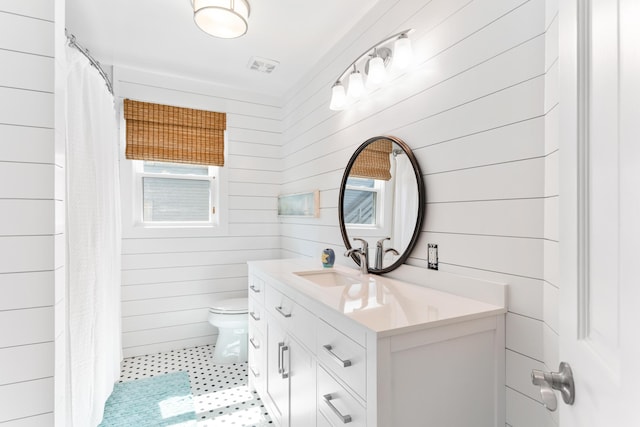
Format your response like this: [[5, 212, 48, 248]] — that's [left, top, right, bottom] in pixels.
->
[[427, 243, 438, 270]]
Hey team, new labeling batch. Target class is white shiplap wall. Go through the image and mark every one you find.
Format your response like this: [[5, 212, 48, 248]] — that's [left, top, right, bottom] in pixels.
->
[[0, 2, 61, 425], [280, 0, 554, 425], [114, 67, 282, 357]]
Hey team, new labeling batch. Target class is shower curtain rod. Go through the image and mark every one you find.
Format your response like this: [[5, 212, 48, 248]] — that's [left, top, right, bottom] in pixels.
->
[[65, 30, 114, 95]]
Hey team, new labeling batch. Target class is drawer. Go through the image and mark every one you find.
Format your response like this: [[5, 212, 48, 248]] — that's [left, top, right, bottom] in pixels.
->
[[248, 274, 265, 303], [317, 366, 366, 427], [265, 285, 316, 352], [248, 296, 266, 336], [317, 320, 366, 399], [248, 326, 266, 396]]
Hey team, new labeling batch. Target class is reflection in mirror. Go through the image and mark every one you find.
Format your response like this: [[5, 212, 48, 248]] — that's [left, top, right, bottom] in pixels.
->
[[339, 136, 424, 274]]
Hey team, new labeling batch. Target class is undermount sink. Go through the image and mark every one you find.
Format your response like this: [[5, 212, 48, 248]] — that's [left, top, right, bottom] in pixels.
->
[[293, 270, 363, 287]]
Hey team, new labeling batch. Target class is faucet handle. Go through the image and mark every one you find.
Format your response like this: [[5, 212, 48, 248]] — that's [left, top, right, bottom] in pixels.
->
[[353, 238, 369, 252], [376, 237, 391, 248]]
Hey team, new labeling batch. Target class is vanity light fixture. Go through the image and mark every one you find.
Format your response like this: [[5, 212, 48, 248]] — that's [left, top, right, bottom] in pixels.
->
[[347, 67, 365, 99], [329, 81, 347, 111], [329, 29, 414, 111], [191, 0, 250, 39], [393, 33, 413, 70]]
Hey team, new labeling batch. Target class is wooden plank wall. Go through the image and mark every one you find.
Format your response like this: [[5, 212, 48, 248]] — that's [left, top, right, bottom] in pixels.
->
[[0, 1, 60, 425], [114, 67, 282, 357], [279, 0, 556, 425]]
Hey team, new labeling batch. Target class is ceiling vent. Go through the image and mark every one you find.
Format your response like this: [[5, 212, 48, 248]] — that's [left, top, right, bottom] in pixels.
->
[[248, 56, 279, 74]]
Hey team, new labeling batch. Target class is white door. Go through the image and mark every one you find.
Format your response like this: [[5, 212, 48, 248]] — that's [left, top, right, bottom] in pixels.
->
[[558, 0, 640, 425]]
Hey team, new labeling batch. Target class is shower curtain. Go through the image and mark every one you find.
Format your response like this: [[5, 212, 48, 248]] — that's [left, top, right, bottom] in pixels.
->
[[392, 154, 418, 254], [65, 46, 121, 426]]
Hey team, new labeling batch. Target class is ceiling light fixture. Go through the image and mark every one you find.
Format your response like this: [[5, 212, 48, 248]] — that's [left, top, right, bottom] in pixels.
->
[[191, 0, 250, 39], [329, 29, 414, 111]]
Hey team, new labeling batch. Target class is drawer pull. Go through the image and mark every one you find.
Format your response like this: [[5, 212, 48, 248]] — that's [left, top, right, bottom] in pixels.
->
[[323, 393, 352, 424], [281, 345, 289, 379], [250, 366, 260, 378], [250, 337, 260, 350], [249, 284, 261, 293], [275, 305, 292, 318], [323, 344, 352, 368], [249, 311, 260, 321]]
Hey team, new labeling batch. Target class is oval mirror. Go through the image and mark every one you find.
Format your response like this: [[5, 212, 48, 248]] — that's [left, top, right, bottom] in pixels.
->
[[339, 136, 425, 274]]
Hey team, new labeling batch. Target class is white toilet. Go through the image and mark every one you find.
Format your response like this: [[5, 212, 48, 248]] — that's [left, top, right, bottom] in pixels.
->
[[208, 297, 249, 364]]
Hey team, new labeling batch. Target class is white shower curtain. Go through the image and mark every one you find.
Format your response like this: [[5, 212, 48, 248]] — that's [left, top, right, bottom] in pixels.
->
[[65, 46, 122, 426], [392, 154, 419, 254]]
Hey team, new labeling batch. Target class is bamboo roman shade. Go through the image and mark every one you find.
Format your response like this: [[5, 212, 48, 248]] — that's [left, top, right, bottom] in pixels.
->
[[350, 139, 393, 181], [124, 99, 226, 166]]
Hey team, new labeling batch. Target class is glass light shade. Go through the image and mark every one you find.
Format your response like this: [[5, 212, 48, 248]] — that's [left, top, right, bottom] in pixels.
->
[[393, 35, 413, 69], [367, 56, 386, 87], [192, 0, 250, 39], [329, 82, 347, 111], [347, 71, 365, 99]]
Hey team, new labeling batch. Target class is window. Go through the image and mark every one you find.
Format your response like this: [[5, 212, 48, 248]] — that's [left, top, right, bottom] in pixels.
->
[[133, 161, 219, 226], [344, 177, 382, 226]]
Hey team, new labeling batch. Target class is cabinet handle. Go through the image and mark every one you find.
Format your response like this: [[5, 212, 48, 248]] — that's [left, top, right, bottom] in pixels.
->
[[322, 344, 352, 368], [275, 305, 292, 318], [249, 284, 261, 293], [322, 394, 352, 424], [281, 345, 289, 379], [250, 366, 260, 378], [250, 337, 260, 350], [249, 311, 260, 321], [278, 342, 284, 374]]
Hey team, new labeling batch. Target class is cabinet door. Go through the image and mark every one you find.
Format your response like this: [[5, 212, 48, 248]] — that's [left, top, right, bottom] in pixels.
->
[[267, 315, 289, 426], [289, 336, 316, 427]]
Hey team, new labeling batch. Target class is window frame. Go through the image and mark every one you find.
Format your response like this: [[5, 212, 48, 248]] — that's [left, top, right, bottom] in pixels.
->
[[133, 160, 218, 227], [344, 177, 393, 238]]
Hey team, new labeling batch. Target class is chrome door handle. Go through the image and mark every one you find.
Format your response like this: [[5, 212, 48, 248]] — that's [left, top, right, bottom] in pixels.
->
[[249, 311, 260, 321], [531, 362, 575, 411], [249, 284, 260, 293], [323, 344, 352, 367], [322, 393, 352, 423], [249, 337, 260, 350], [275, 305, 292, 318], [281, 345, 289, 379]]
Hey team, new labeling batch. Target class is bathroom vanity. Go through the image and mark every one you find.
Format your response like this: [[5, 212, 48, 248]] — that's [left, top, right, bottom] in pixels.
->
[[247, 259, 506, 427]]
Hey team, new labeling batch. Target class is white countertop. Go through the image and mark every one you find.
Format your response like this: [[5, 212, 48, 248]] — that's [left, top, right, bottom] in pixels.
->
[[248, 258, 507, 336]]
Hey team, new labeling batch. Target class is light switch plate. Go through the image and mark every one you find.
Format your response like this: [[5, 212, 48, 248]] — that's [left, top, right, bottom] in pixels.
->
[[427, 243, 438, 270]]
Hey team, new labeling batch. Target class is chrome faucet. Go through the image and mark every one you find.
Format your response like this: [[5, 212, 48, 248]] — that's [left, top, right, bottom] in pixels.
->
[[374, 237, 399, 269], [344, 238, 369, 275]]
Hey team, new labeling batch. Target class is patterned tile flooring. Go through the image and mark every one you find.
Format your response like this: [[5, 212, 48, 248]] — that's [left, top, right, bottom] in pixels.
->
[[118, 345, 273, 426]]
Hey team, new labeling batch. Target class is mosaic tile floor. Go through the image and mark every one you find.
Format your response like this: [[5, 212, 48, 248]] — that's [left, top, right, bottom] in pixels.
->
[[119, 345, 272, 426]]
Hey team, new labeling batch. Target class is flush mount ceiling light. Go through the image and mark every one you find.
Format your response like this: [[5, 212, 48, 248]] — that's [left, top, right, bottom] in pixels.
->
[[191, 0, 250, 39], [329, 29, 414, 111]]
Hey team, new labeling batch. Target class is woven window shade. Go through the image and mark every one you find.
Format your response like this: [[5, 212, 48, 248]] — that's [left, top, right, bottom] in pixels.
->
[[350, 139, 393, 181], [124, 99, 226, 166]]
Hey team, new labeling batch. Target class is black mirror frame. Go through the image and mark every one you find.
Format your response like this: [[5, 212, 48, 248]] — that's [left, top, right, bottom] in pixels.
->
[[338, 135, 425, 274]]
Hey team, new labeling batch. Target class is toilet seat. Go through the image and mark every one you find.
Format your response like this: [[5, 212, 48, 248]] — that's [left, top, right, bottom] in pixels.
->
[[209, 297, 248, 315]]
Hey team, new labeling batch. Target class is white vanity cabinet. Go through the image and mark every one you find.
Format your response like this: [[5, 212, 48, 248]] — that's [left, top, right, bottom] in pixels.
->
[[263, 284, 317, 427], [248, 260, 507, 427]]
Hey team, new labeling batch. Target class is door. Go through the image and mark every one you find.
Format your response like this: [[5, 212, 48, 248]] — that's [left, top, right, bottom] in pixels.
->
[[559, 0, 640, 425], [267, 316, 289, 426], [288, 336, 316, 427]]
